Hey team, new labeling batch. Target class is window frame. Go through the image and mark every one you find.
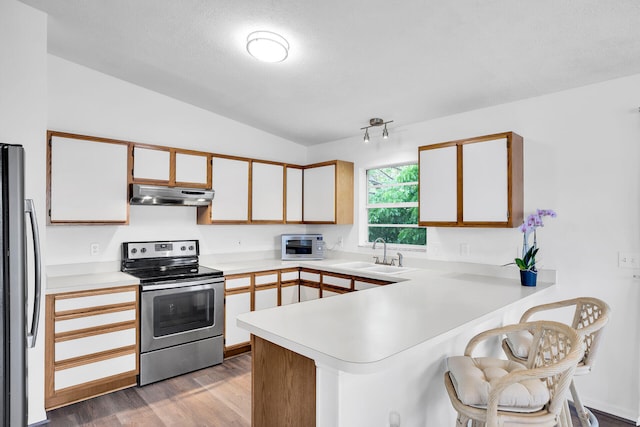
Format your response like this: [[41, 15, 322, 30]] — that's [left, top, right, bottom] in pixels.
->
[[361, 162, 426, 249]]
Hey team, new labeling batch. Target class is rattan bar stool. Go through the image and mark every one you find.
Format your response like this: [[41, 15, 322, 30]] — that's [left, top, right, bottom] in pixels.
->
[[445, 320, 584, 427], [501, 297, 610, 427]]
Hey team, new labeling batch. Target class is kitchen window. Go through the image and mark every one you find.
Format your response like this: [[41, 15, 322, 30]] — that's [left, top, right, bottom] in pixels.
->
[[366, 164, 426, 246]]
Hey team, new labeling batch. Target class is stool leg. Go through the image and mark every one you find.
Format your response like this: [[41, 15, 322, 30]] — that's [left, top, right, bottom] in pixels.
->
[[570, 379, 591, 427], [561, 399, 573, 427]]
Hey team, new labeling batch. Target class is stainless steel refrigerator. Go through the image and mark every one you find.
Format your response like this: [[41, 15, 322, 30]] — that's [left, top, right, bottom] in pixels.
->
[[0, 144, 41, 427]]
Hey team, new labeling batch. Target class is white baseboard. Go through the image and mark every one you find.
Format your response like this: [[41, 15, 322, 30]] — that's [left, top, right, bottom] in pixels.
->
[[579, 396, 637, 423]]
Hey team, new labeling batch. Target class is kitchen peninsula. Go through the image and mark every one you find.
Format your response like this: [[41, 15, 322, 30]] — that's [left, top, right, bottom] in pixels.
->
[[237, 266, 555, 427]]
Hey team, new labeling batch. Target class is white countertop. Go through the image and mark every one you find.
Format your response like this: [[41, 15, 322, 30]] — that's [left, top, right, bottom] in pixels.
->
[[237, 268, 554, 374]]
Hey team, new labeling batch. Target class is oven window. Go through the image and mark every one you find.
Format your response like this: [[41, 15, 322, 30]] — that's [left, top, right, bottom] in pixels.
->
[[153, 289, 215, 337], [286, 239, 312, 255]]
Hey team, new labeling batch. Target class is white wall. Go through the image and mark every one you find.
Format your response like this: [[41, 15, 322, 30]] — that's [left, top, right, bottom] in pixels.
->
[[309, 75, 640, 420], [0, 0, 48, 424], [47, 55, 308, 265]]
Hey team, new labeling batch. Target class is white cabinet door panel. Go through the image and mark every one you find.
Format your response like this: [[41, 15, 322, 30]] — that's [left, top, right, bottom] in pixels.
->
[[322, 290, 341, 298], [300, 271, 320, 282], [254, 287, 278, 311], [50, 136, 129, 222], [281, 285, 299, 305], [281, 270, 299, 282], [55, 328, 136, 361], [225, 276, 251, 290], [286, 167, 303, 222], [252, 162, 284, 221], [55, 309, 136, 333], [254, 273, 278, 286], [419, 146, 457, 222], [175, 153, 208, 185], [54, 353, 136, 391], [299, 285, 320, 302], [322, 275, 351, 289], [55, 290, 136, 312], [211, 157, 250, 221], [133, 147, 171, 181], [225, 292, 251, 346], [462, 139, 508, 222], [303, 165, 335, 222]]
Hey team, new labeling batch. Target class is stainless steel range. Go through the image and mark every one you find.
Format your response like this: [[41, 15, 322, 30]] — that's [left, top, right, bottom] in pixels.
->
[[121, 240, 224, 386]]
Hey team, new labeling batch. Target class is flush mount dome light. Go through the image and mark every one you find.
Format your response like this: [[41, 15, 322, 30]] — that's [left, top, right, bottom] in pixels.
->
[[246, 31, 289, 63]]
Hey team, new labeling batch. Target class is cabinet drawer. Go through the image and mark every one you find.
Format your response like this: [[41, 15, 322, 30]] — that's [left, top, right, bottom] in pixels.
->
[[55, 290, 136, 313], [322, 289, 342, 298], [54, 353, 136, 391], [225, 276, 251, 290], [55, 328, 136, 361], [280, 270, 299, 282], [354, 281, 380, 291], [300, 271, 320, 283], [55, 309, 136, 334], [322, 274, 351, 289], [254, 272, 278, 286]]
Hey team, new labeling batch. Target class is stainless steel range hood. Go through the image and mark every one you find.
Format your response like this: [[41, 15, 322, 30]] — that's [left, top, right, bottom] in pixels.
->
[[130, 184, 214, 206]]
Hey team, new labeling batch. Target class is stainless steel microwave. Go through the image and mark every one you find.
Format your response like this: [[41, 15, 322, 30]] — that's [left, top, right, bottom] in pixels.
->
[[281, 234, 325, 260]]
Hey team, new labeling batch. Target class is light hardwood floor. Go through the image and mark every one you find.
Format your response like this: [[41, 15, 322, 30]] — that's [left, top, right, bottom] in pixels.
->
[[47, 354, 251, 427], [47, 352, 633, 426]]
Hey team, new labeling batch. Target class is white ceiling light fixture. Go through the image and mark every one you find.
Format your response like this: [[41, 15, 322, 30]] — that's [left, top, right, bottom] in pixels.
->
[[361, 118, 394, 143], [246, 31, 289, 63]]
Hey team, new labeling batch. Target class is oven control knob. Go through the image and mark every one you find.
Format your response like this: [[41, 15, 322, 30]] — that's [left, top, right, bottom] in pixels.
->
[[131, 248, 137, 254], [188, 245, 194, 251], [141, 248, 147, 253], [181, 246, 186, 251]]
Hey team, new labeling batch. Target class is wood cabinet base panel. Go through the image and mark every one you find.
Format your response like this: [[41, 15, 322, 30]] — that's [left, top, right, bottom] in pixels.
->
[[252, 335, 316, 427]]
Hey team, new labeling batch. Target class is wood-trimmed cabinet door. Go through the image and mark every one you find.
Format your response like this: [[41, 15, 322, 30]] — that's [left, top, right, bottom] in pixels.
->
[[199, 155, 250, 224], [418, 131, 523, 228], [131, 145, 171, 184], [224, 274, 252, 357], [45, 285, 139, 410], [303, 160, 354, 224], [285, 166, 303, 223], [251, 161, 285, 223], [131, 145, 211, 188], [47, 132, 129, 225], [174, 150, 210, 188]]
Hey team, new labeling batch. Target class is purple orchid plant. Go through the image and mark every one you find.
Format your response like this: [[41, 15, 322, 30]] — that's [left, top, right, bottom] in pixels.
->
[[515, 209, 557, 272]]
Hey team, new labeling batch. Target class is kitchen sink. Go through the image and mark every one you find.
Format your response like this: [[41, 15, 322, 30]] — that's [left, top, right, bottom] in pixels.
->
[[334, 262, 413, 275]]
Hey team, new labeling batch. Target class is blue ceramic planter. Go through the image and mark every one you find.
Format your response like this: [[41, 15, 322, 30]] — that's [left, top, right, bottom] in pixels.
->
[[520, 270, 537, 287]]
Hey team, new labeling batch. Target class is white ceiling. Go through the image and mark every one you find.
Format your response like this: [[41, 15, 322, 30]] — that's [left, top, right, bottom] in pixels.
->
[[21, 0, 640, 146]]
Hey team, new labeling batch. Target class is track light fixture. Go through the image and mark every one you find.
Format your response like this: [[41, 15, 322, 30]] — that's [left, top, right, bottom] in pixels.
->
[[361, 118, 393, 143]]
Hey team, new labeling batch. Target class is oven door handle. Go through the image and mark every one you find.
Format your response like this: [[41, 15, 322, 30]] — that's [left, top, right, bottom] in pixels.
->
[[141, 276, 224, 291]]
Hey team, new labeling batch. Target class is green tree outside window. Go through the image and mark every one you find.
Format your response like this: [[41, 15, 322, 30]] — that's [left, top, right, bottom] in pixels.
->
[[367, 164, 426, 245]]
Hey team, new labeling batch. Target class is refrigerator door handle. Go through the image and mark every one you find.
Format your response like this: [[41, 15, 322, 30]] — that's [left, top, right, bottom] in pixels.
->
[[25, 199, 41, 348]]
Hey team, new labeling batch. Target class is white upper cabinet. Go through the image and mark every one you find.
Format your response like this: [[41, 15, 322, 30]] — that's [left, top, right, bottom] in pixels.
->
[[303, 161, 354, 224], [462, 138, 508, 222], [251, 161, 284, 222], [175, 152, 209, 187], [200, 156, 250, 223], [48, 133, 129, 224], [133, 145, 210, 188], [303, 164, 335, 222], [285, 166, 303, 223], [418, 132, 523, 228], [132, 146, 171, 183], [419, 145, 457, 223]]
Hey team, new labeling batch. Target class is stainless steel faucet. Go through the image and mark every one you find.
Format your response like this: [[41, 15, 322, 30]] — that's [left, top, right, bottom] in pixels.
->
[[397, 252, 403, 267], [372, 237, 387, 265]]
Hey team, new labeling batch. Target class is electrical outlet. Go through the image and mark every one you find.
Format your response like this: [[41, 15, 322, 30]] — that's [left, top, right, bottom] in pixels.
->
[[618, 252, 640, 269], [90, 243, 99, 256]]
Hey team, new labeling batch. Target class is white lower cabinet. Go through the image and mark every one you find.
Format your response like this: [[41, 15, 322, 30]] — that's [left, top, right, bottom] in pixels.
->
[[321, 289, 341, 298], [281, 284, 299, 305], [254, 287, 278, 311], [225, 291, 251, 348], [45, 285, 139, 410], [299, 284, 320, 301]]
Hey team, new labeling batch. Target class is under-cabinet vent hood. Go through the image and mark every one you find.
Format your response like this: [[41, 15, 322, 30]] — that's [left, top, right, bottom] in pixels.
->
[[130, 184, 214, 206]]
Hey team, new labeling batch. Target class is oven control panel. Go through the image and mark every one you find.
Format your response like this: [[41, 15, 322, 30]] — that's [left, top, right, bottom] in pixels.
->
[[123, 240, 199, 260]]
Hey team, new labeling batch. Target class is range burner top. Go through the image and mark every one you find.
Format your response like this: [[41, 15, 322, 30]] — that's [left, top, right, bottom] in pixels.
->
[[121, 240, 223, 283]]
